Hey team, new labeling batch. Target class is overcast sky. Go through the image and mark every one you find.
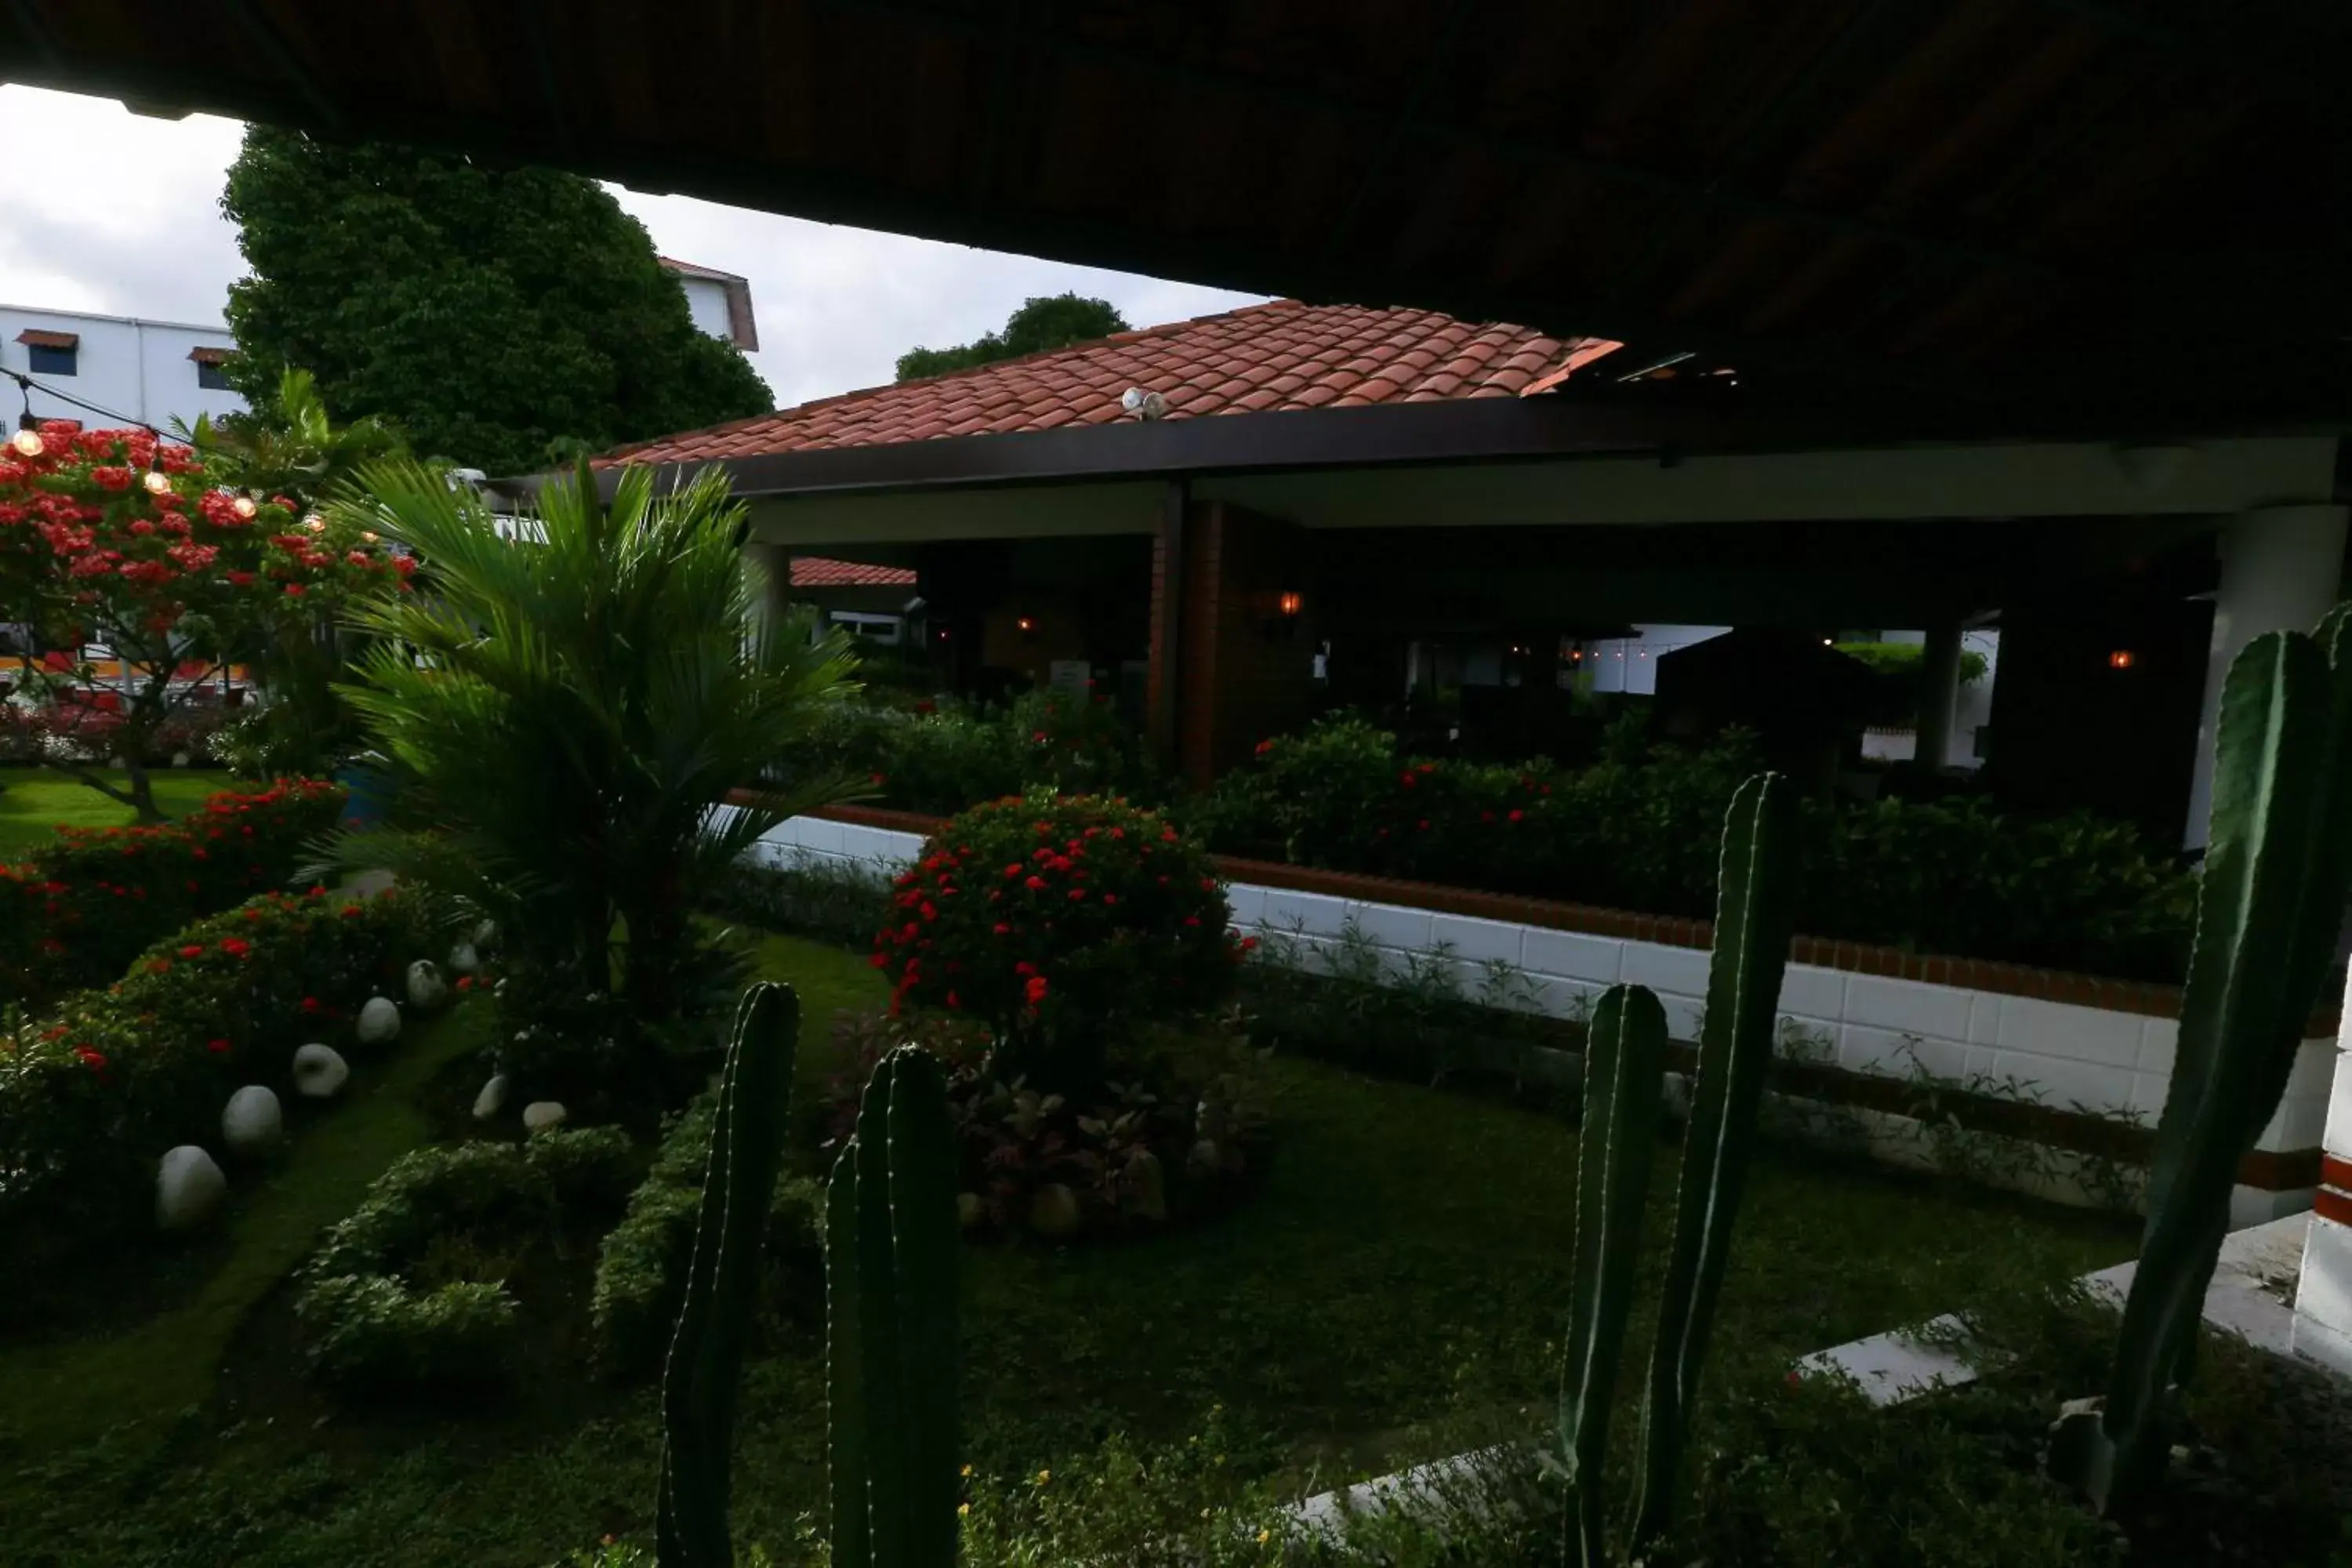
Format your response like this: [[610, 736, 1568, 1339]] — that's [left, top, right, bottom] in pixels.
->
[[0, 85, 1265, 412]]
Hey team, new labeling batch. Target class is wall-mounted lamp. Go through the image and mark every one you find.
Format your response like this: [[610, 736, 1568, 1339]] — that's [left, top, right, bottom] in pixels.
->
[[1277, 590, 1303, 619], [1568, 648, 1583, 663], [1015, 615, 1036, 637], [2108, 648, 2136, 670]]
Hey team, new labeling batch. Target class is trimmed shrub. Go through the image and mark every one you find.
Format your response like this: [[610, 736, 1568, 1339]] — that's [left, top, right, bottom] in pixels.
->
[[297, 1128, 637, 1391], [0, 882, 435, 1248], [771, 689, 1160, 815], [706, 852, 894, 949], [881, 790, 1242, 1086], [1197, 717, 2196, 980], [0, 777, 345, 1007], [587, 1086, 820, 1377], [296, 1274, 520, 1390]]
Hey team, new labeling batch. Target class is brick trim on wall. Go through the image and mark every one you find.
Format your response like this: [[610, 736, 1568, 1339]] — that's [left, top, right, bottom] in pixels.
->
[[753, 796, 2339, 1034]]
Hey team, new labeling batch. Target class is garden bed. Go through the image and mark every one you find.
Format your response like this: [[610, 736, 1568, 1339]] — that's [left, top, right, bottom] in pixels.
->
[[0, 933, 2142, 1566]]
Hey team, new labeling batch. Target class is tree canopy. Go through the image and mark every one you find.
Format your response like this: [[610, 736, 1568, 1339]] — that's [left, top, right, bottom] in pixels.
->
[[895, 293, 1130, 382], [222, 128, 772, 476]]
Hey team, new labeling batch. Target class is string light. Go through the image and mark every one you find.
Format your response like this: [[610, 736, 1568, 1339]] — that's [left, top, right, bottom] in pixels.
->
[[142, 454, 172, 495], [9, 426, 39, 459], [230, 495, 258, 521]]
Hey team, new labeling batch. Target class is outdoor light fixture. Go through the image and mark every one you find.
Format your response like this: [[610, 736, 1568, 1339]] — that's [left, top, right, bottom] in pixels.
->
[[230, 494, 258, 520], [1016, 615, 1036, 637], [1278, 590, 1303, 618], [2109, 649, 2137, 670], [8, 427, 39, 458], [141, 461, 172, 495]]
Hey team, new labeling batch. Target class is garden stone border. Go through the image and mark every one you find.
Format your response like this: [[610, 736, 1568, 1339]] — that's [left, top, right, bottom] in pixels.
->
[[728, 800, 2335, 1221]]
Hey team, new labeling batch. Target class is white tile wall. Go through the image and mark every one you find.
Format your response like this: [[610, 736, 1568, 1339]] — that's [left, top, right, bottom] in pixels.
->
[[2295, 1216, 2352, 1376], [754, 814, 2345, 1195]]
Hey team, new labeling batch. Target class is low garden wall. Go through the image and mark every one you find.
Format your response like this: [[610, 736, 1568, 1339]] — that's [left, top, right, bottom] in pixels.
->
[[734, 799, 2338, 1225]]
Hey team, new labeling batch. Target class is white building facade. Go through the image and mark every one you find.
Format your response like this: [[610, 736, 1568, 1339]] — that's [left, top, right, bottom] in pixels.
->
[[1, 306, 245, 435]]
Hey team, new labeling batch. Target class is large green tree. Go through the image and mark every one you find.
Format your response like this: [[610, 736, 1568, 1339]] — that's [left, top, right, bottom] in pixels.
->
[[222, 128, 772, 476], [895, 292, 1130, 382]]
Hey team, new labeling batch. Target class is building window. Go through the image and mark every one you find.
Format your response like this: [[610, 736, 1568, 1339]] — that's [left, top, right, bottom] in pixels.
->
[[195, 361, 230, 390], [27, 343, 75, 376]]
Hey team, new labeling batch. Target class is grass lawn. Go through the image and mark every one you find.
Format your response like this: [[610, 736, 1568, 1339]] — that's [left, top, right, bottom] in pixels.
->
[[0, 933, 2140, 1567], [0, 768, 242, 854]]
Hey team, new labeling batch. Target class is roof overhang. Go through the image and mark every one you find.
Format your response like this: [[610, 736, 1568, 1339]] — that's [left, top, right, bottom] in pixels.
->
[[9, 3, 2352, 417]]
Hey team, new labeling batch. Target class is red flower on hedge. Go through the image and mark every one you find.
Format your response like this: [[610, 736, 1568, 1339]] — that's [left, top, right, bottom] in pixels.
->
[[179, 944, 203, 959], [219, 937, 251, 957], [207, 1038, 230, 1055], [1024, 975, 1049, 1006]]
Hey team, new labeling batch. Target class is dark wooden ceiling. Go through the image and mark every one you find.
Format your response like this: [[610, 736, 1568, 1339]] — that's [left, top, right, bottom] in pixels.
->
[[8, 1, 2350, 421]]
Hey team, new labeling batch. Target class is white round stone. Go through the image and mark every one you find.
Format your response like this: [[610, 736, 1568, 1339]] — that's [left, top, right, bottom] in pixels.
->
[[221, 1085, 284, 1157], [472, 1073, 510, 1120], [170, 750, 191, 768], [405, 960, 448, 1011], [290, 1043, 349, 1100], [156, 1145, 227, 1232], [447, 942, 481, 976], [521, 1100, 568, 1132], [1026, 1182, 1082, 1238], [355, 996, 401, 1045], [470, 918, 498, 951]]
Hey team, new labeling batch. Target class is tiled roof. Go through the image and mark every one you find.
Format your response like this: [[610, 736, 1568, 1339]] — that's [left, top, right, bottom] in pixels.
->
[[604, 300, 1618, 465], [656, 256, 746, 283], [789, 557, 919, 589]]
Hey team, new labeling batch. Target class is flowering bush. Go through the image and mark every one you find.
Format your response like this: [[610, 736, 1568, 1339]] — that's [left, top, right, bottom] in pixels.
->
[[0, 421, 408, 817], [822, 1010, 1270, 1243], [877, 791, 1241, 1087], [0, 882, 434, 1254], [1195, 717, 2196, 980], [0, 778, 344, 1007]]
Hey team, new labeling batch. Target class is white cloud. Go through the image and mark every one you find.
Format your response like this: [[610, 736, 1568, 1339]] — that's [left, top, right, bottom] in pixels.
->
[[0, 84, 1265, 413]]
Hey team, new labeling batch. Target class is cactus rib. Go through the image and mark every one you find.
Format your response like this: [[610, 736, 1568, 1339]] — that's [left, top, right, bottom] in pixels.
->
[[1560, 983, 1668, 1568], [656, 982, 799, 1568]]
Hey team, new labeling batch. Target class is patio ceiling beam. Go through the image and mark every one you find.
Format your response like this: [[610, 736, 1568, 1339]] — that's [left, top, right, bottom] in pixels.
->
[[2, 0, 58, 72], [966, 0, 1025, 216], [220, 0, 343, 134], [814, 0, 2067, 289], [517, 0, 576, 158], [2032, 0, 2350, 103], [1315, 0, 1483, 268]]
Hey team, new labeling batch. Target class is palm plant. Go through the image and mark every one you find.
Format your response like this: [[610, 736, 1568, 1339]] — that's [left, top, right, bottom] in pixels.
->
[[312, 458, 857, 1095]]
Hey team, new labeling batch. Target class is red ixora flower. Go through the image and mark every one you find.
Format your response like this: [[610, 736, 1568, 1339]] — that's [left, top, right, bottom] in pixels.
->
[[1024, 975, 1049, 1006], [73, 1045, 108, 1071], [207, 1038, 231, 1055], [178, 944, 203, 959], [218, 937, 252, 957]]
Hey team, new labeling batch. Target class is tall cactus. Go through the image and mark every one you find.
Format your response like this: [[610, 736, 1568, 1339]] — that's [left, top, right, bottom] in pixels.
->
[[656, 982, 800, 1568], [827, 1044, 961, 1568], [1559, 983, 1668, 1568], [1556, 774, 1800, 1566], [1631, 771, 1798, 1548], [2057, 610, 2352, 1515]]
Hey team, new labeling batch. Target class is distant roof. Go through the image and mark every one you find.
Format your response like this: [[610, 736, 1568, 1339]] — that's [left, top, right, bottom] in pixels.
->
[[656, 257, 759, 353], [789, 557, 919, 589], [605, 299, 1620, 465]]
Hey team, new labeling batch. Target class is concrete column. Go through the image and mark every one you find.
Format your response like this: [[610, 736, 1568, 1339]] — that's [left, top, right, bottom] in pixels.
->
[[2183, 503, 2349, 850], [2291, 969, 2352, 1375], [1915, 619, 1963, 771]]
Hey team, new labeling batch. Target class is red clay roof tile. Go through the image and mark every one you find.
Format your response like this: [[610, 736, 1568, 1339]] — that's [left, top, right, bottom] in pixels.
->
[[601, 300, 1615, 466], [789, 557, 918, 588]]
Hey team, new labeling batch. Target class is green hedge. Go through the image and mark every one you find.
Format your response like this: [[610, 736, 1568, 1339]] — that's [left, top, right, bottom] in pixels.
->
[[589, 1087, 820, 1377], [0, 882, 437, 1249], [297, 1129, 635, 1390], [1194, 717, 2195, 981], [0, 777, 345, 1007], [766, 689, 1158, 815]]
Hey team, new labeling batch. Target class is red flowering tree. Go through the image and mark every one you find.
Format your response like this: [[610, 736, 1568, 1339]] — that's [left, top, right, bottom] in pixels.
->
[[0, 421, 408, 819], [877, 790, 1243, 1089]]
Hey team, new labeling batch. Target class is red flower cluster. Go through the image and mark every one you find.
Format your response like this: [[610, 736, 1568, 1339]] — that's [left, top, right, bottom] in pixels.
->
[[875, 793, 1240, 1040], [0, 779, 344, 1007]]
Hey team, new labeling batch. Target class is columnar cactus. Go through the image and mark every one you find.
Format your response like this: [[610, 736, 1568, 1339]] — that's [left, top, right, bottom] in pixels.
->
[[827, 1044, 961, 1568], [1632, 771, 1798, 1548], [1559, 982, 1668, 1568], [2056, 609, 2352, 1514], [1558, 772, 1799, 1566], [656, 982, 800, 1568]]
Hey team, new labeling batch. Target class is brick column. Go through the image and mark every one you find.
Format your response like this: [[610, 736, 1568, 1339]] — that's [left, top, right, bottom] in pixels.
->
[[2292, 971, 2352, 1374], [1152, 502, 1317, 789]]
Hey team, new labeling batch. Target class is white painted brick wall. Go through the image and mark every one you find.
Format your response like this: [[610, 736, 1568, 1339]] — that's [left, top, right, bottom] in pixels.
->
[[746, 815, 2338, 1164]]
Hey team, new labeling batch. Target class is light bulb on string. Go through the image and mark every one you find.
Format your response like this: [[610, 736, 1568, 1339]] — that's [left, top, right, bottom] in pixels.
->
[[142, 454, 172, 495], [230, 494, 258, 521]]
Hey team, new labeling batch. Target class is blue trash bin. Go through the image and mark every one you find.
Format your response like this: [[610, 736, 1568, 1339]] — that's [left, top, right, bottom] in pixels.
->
[[334, 761, 395, 828]]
